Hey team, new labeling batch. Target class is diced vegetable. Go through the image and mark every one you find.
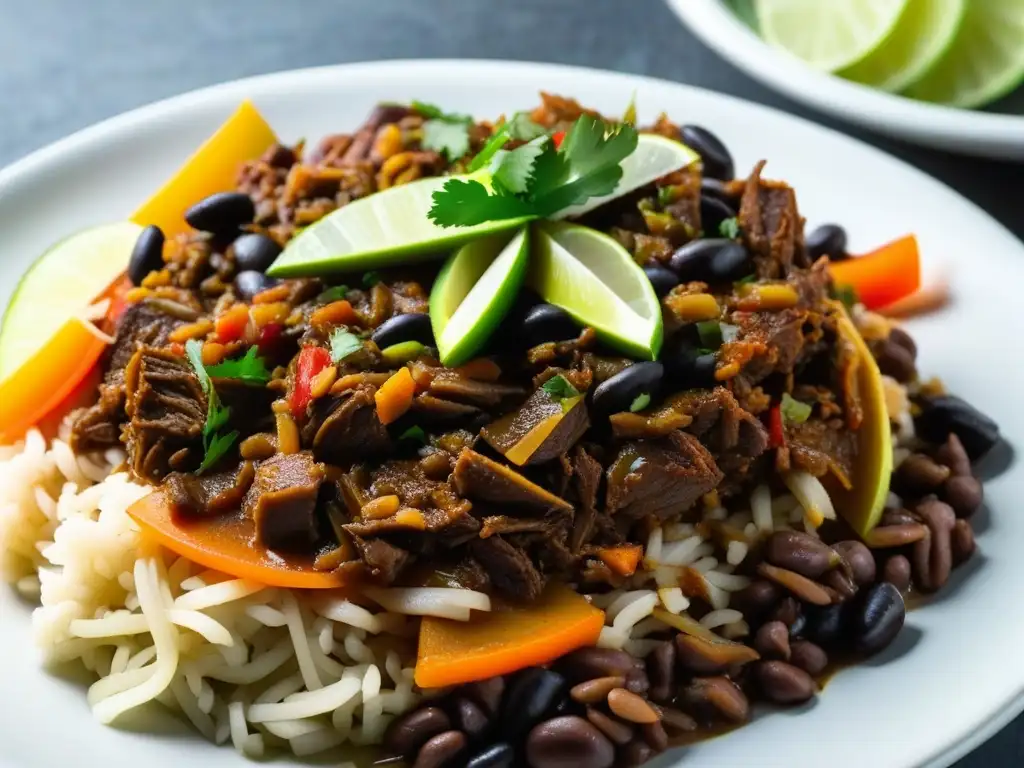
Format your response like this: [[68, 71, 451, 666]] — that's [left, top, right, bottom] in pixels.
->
[[780, 392, 812, 424], [415, 584, 605, 688], [291, 346, 332, 417], [127, 491, 347, 589], [829, 234, 921, 310], [215, 304, 250, 343], [375, 368, 416, 425], [597, 545, 643, 577], [131, 101, 277, 237], [768, 403, 785, 449]]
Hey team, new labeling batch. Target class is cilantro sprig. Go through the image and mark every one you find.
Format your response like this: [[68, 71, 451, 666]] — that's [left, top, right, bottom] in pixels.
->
[[414, 100, 473, 161], [186, 342, 273, 474], [429, 115, 639, 228]]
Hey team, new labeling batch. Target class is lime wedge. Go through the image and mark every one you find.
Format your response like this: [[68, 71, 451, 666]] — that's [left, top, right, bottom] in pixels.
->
[[840, 0, 966, 93], [554, 134, 700, 220], [430, 227, 530, 367], [267, 175, 531, 278], [0, 221, 143, 380], [755, 0, 909, 72], [530, 222, 663, 360], [902, 0, 1024, 108]]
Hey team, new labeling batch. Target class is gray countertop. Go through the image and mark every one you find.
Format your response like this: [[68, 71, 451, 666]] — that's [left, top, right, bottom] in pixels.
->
[[1, 0, 1020, 764]]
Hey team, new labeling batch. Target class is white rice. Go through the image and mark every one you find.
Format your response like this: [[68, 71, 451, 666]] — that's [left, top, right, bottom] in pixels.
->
[[0, 427, 433, 758]]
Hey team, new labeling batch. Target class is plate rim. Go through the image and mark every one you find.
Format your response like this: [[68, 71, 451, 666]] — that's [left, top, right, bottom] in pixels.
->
[[664, 0, 1024, 156], [1, 57, 1023, 768]]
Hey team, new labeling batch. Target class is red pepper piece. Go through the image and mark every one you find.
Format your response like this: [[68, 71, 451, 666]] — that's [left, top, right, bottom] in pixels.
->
[[768, 403, 786, 449], [291, 346, 332, 417]]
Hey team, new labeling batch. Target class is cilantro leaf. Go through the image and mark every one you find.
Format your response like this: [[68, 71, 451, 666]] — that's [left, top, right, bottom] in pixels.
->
[[330, 329, 363, 363], [317, 285, 349, 303], [185, 339, 211, 396], [719, 217, 740, 239], [507, 112, 547, 141], [427, 179, 533, 228], [422, 120, 471, 161], [629, 393, 651, 412], [197, 430, 239, 474], [398, 425, 427, 444], [533, 163, 623, 218], [560, 115, 638, 178], [412, 101, 471, 123], [490, 138, 546, 195], [542, 374, 580, 400], [622, 93, 638, 126], [780, 393, 812, 424], [206, 346, 272, 385], [468, 126, 511, 172], [204, 400, 231, 439]]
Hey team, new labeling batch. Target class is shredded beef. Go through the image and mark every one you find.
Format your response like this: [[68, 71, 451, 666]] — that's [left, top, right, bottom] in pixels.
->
[[243, 453, 325, 551], [471, 536, 545, 601], [738, 160, 810, 279], [305, 386, 393, 465]]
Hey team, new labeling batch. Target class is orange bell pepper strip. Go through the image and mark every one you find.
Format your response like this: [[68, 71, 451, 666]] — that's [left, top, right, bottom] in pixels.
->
[[828, 234, 921, 311], [131, 101, 277, 237], [415, 584, 605, 688], [127, 490, 348, 589], [0, 319, 107, 443], [597, 545, 643, 577], [375, 367, 416, 425]]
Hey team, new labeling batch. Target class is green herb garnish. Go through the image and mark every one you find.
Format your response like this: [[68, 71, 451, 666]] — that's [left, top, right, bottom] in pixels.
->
[[414, 101, 473, 160], [696, 321, 723, 349], [398, 425, 427, 444], [780, 392, 812, 424], [467, 113, 547, 173], [657, 186, 678, 208], [833, 284, 859, 310], [719, 217, 741, 239], [429, 115, 639, 228], [206, 346, 272, 385], [622, 93, 638, 126], [629, 393, 651, 412], [317, 285, 349, 303], [362, 271, 382, 288], [736, 274, 757, 285], [185, 339, 239, 475], [506, 112, 546, 140], [542, 374, 581, 400], [490, 138, 547, 194], [330, 329, 363, 363]]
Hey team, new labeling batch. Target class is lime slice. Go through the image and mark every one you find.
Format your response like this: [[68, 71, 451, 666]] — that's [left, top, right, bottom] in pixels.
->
[[530, 222, 663, 360], [0, 221, 143, 380], [430, 227, 530, 367], [840, 0, 966, 93], [267, 174, 531, 278], [755, 0, 909, 72], [554, 134, 700, 220], [902, 0, 1024, 108]]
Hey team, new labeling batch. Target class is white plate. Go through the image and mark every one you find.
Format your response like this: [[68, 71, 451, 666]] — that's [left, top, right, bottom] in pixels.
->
[[664, 0, 1024, 161], [0, 59, 1022, 768]]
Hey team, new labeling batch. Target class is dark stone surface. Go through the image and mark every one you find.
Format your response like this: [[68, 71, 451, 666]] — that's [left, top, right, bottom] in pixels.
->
[[1, 0, 1020, 763]]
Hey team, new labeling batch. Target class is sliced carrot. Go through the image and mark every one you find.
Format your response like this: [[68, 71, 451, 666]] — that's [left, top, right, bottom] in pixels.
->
[[127, 490, 349, 590], [131, 101, 278, 237], [214, 304, 250, 343], [829, 234, 920, 311], [0, 319, 107, 443], [310, 300, 358, 330], [375, 367, 416, 425], [597, 545, 643, 577], [415, 585, 605, 688]]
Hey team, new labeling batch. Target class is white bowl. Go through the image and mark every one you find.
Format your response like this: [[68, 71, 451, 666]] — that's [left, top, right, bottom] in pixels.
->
[[665, 0, 1024, 160]]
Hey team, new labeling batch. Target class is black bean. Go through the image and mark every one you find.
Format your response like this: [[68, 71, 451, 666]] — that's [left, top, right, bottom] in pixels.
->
[[678, 676, 750, 724], [915, 395, 1000, 461], [655, 705, 697, 733], [805, 224, 847, 260], [701, 196, 735, 237], [465, 677, 505, 717], [642, 721, 669, 752], [936, 432, 972, 477], [413, 730, 467, 768], [943, 474, 983, 518], [128, 226, 165, 286], [234, 270, 278, 302], [500, 668, 567, 740], [822, 569, 857, 602], [709, 241, 753, 281], [661, 335, 718, 390], [646, 641, 676, 703], [896, 453, 951, 493], [789, 641, 829, 677], [851, 582, 906, 657], [585, 707, 634, 746], [680, 125, 734, 181], [874, 337, 917, 383], [526, 716, 615, 768], [913, 497, 956, 592], [522, 303, 579, 347], [624, 660, 650, 696], [184, 191, 255, 236], [560, 648, 636, 683], [591, 362, 664, 416], [231, 233, 282, 273], [802, 603, 849, 649], [951, 519, 976, 566], [700, 177, 737, 207], [620, 740, 655, 767], [753, 620, 791, 661], [729, 580, 783, 626], [765, 531, 837, 578], [384, 707, 453, 760], [882, 555, 912, 593], [833, 540, 876, 586], [452, 697, 489, 740], [787, 609, 807, 638], [372, 312, 435, 349], [465, 742, 515, 768], [887, 326, 917, 359], [643, 264, 679, 298], [755, 661, 817, 705], [773, 597, 801, 629], [675, 635, 759, 676], [669, 238, 734, 282]]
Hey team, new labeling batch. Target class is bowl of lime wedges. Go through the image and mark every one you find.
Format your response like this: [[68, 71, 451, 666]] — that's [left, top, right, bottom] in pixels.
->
[[665, 0, 1024, 160]]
